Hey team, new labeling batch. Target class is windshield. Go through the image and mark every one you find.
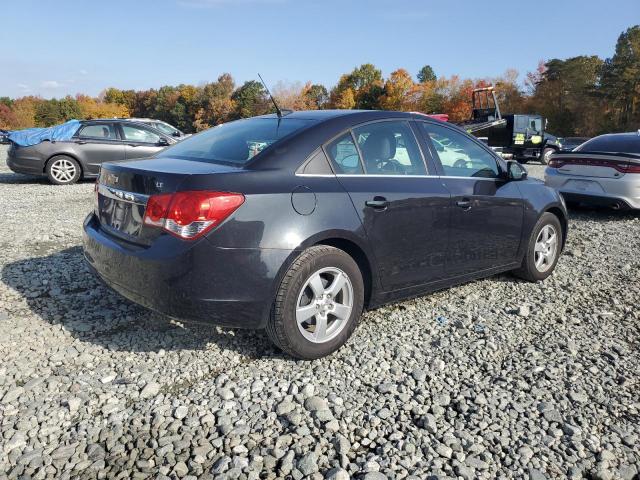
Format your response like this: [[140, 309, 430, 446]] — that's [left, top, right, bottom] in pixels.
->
[[154, 122, 180, 136], [157, 117, 313, 165], [576, 135, 640, 154]]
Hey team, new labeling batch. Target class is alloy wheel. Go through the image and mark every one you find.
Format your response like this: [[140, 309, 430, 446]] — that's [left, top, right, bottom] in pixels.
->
[[50, 158, 77, 183], [295, 267, 354, 343], [534, 224, 558, 273]]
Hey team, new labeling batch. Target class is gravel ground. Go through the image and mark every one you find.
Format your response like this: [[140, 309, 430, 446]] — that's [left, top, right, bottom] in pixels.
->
[[0, 145, 639, 480]]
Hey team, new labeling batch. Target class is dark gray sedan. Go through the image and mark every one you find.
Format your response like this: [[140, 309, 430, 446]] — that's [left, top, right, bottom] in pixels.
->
[[6, 119, 177, 185]]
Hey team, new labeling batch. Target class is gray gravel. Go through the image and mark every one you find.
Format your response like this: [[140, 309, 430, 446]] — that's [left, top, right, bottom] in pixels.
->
[[0, 145, 639, 479]]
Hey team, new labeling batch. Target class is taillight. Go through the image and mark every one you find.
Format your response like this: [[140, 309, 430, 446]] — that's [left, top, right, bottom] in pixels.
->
[[625, 163, 640, 174], [548, 158, 564, 168], [143, 191, 244, 240]]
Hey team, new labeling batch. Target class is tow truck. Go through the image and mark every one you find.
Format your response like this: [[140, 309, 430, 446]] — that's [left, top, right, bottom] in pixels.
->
[[457, 86, 561, 164]]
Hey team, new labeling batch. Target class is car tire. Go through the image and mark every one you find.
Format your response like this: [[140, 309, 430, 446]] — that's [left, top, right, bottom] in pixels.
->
[[46, 155, 82, 185], [513, 212, 562, 282], [266, 245, 364, 360], [540, 147, 555, 165]]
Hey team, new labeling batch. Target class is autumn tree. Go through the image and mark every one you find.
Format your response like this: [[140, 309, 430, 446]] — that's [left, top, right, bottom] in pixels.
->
[[417, 65, 436, 83], [329, 64, 383, 109], [232, 80, 270, 118], [379, 69, 414, 111], [600, 25, 640, 131]]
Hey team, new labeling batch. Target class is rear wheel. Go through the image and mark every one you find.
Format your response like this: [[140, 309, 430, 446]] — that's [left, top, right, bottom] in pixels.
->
[[46, 156, 81, 185], [540, 147, 555, 165], [513, 212, 562, 282], [266, 245, 364, 359]]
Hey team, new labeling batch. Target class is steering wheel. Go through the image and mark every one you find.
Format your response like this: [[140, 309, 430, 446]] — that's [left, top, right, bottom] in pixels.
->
[[377, 159, 404, 173], [453, 159, 469, 169]]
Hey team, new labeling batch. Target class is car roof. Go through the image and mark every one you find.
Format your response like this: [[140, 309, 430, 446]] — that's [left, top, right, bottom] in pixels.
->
[[256, 109, 427, 121]]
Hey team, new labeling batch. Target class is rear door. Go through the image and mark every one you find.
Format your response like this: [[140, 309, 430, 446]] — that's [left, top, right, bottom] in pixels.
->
[[118, 123, 167, 160], [74, 122, 125, 174], [419, 122, 524, 276], [326, 120, 451, 291]]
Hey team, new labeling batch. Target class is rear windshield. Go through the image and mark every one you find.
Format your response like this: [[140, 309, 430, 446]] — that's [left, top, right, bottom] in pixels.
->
[[576, 135, 640, 154], [157, 117, 313, 165]]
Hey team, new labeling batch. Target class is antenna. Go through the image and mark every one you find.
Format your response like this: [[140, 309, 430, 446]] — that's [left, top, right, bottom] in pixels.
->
[[258, 73, 282, 119]]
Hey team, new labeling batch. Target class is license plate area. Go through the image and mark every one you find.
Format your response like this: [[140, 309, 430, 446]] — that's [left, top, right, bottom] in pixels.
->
[[97, 185, 149, 238]]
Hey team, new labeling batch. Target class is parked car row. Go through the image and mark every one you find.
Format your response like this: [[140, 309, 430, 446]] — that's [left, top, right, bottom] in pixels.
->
[[5, 110, 637, 359], [6, 118, 183, 185]]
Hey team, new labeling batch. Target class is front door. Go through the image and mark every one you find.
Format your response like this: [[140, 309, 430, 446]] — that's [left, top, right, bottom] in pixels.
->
[[119, 123, 166, 160], [74, 122, 125, 175], [419, 122, 524, 276], [325, 121, 451, 291]]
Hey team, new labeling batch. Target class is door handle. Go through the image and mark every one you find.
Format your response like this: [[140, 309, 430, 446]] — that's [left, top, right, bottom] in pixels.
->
[[456, 199, 472, 210], [365, 197, 389, 210], [127, 144, 139, 147], [76, 140, 87, 145]]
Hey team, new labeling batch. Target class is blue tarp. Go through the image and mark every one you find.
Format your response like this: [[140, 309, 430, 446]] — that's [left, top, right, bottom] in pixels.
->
[[6, 120, 81, 147]]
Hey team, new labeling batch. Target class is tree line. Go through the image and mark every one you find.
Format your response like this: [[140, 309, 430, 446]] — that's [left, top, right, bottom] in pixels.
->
[[1, 25, 637, 137]]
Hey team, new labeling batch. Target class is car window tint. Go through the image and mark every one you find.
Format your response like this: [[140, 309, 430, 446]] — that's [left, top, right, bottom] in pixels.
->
[[79, 124, 117, 140], [576, 135, 640, 154], [157, 118, 312, 166], [353, 121, 426, 175], [325, 133, 363, 174], [122, 125, 161, 144], [421, 123, 499, 178]]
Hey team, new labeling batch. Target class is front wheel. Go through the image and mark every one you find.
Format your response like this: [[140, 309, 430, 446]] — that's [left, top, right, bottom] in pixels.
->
[[46, 155, 81, 185], [512, 212, 562, 282], [266, 246, 364, 359], [540, 147, 555, 165]]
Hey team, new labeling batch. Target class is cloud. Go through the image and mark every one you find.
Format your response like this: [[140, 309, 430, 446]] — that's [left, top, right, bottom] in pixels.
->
[[79, 69, 89, 76], [41, 80, 62, 88], [17, 83, 30, 92]]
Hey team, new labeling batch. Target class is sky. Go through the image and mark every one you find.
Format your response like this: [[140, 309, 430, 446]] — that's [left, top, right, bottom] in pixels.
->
[[1, 0, 638, 99]]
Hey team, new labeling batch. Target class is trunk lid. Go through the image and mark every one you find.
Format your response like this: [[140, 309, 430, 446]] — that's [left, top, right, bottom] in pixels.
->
[[96, 158, 243, 244], [552, 153, 631, 179]]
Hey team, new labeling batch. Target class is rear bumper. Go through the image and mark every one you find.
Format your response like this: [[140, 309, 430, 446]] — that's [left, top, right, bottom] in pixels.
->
[[544, 168, 640, 209], [82, 213, 293, 329], [7, 152, 46, 176]]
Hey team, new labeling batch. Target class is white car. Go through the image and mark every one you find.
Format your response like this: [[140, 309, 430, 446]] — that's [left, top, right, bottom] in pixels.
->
[[544, 132, 640, 209]]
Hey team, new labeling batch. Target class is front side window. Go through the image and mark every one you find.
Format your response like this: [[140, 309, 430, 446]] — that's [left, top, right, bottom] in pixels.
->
[[154, 122, 180, 136], [421, 123, 500, 178], [353, 121, 426, 175], [122, 125, 161, 144], [325, 133, 363, 174], [157, 117, 313, 166], [78, 123, 117, 140]]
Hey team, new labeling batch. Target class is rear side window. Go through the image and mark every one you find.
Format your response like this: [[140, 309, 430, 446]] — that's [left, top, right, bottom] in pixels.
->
[[122, 124, 161, 144], [421, 123, 499, 178], [157, 117, 313, 166], [353, 121, 426, 175], [576, 135, 640, 154], [325, 133, 363, 174], [78, 124, 117, 140]]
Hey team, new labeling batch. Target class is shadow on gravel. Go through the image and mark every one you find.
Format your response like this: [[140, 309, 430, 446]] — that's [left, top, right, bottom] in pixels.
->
[[1, 246, 279, 359], [0, 171, 97, 185], [566, 205, 640, 222]]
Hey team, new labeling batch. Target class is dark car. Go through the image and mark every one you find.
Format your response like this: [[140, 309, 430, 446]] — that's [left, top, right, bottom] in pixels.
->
[[559, 137, 590, 151], [83, 110, 568, 359], [6, 119, 177, 185]]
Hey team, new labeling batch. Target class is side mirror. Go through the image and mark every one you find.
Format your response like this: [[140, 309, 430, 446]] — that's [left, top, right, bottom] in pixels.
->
[[157, 137, 170, 147], [172, 131, 181, 137], [506, 160, 527, 181]]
